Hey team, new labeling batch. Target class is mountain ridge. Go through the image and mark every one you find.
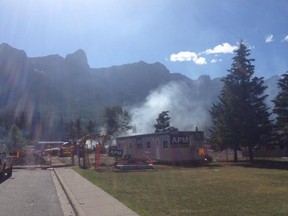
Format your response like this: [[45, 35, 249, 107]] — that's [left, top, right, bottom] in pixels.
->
[[0, 43, 280, 138]]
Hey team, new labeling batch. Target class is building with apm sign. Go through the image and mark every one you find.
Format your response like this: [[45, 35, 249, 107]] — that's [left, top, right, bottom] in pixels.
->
[[116, 131, 206, 164]]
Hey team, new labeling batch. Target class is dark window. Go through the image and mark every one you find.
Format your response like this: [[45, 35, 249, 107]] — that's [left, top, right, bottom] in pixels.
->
[[136, 138, 142, 149], [147, 142, 151, 148], [130, 143, 132, 149], [163, 140, 168, 149]]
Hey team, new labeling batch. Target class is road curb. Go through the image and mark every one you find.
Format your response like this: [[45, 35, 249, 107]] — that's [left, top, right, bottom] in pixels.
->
[[14, 165, 73, 169], [13, 165, 49, 169], [53, 168, 87, 216]]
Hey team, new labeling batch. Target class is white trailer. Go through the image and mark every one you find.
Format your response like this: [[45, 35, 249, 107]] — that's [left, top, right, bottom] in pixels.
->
[[116, 131, 206, 164]]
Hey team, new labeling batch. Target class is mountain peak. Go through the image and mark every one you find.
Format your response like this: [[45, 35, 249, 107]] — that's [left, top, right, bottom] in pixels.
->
[[0, 42, 27, 57], [198, 75, 211, 82], [0, 42, 12, 49], [131, 61, 169, 73], [65, 49, 89, 69]]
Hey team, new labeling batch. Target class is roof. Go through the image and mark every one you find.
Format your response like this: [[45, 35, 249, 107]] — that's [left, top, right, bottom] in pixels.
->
[[38, 141, 68, 144], [116, 131, 204, 140]]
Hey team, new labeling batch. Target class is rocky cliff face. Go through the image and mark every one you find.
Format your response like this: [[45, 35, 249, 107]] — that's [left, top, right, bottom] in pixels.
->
[[65, 49, 89, 70], [0, 43, 34, 112], [0, 43, 280, 127]]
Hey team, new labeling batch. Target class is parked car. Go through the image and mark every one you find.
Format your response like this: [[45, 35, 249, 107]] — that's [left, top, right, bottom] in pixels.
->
[[59, 143, 76, 157], [0, 144, 13, 179], [43, 147, 60, 156]]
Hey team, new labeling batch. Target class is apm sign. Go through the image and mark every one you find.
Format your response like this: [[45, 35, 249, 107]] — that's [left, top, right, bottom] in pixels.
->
[[108, 148, 123, 157], [170, 134, 190, 147]]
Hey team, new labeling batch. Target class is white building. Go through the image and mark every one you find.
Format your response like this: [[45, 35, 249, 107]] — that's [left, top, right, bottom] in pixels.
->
[[116, 130, 206, 164]]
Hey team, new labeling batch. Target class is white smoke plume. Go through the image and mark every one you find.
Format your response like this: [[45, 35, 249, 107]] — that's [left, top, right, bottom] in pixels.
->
[[127, 74, 279, 135], [128, 80, 213, 135]]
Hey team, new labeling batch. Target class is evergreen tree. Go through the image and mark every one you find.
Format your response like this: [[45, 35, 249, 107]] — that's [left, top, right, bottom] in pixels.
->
[[154, 111, 178, 133], [209, 99, 233, 152], [75, 118, 83, 139], [55, 116, 65, 140], [8, 124, 25, 151], [100, 106, 132, 137], [210, 41, 271, 162], [68, 121, 76, 141], [86, 118, 95, 134], [272, 72, 288, 147], [30, 111, 42, 140], [15, 112, 26, 130]]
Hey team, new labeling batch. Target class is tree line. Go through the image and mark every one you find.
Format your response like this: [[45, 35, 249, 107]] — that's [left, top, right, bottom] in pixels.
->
[[0, 106, 132, 151], [209, 40, 288, 163]]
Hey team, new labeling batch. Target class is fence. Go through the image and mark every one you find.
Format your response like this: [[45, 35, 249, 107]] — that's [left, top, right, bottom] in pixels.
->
[[242, 149, 288, 158]]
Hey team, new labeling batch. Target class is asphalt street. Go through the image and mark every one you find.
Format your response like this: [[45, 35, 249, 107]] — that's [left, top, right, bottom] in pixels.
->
[[0, 169, 64, 216]]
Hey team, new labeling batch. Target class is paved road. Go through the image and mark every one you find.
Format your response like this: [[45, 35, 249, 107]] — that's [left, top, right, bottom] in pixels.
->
[[0, 169, 64, 216]]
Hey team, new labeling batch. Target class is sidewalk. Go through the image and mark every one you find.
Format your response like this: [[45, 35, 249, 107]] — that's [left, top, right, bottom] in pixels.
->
[[54, 167, 139, 216]]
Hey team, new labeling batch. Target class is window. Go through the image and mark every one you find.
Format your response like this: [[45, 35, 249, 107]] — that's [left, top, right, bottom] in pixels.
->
[[129, 143, 132, 149], [136, 138, 143, 149], [147, 141, 151, 149], [163, 140, 168, 149]]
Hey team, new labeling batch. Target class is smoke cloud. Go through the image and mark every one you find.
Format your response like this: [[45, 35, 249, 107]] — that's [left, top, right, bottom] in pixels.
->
[[128, 80, 213, 135], [127, 74, 280, 136]]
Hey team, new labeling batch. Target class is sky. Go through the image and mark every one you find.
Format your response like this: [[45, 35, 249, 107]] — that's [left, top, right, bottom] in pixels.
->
[[0, 0, 287, 80]]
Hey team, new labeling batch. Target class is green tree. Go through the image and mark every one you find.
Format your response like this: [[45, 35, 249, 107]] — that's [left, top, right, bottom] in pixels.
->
[[86, 118, 96, 134], [55, 116, 65, 140], [15, 112, 26, 130], [272, 72, 288, 147], [154, 111, 178, 133], [209, 100, 233, 152], [8, 124, 25, 151], [75, 118, 83, 139], [210, 41, 271, 162], [100, 106, 132, 137], [68, 121, 76, 141]]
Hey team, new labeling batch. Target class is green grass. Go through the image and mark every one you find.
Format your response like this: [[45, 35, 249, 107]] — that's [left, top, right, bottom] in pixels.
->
[[73, 164, 288, 216]]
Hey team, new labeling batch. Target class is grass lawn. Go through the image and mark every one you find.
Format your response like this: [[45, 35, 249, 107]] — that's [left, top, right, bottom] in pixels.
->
[[73, 163, 288, 216]]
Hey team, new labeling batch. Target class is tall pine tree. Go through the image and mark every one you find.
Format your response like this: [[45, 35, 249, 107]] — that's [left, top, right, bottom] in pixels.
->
[[210, 41, 271, 162], [86, 118, 96, 134], [100, 106, 132, 137], [154, 111, 178, 133], [273, 72, 288, 148], [75, 118, 83, 139], [68, 121, 76, 142], [154, 111, 171, 133]]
